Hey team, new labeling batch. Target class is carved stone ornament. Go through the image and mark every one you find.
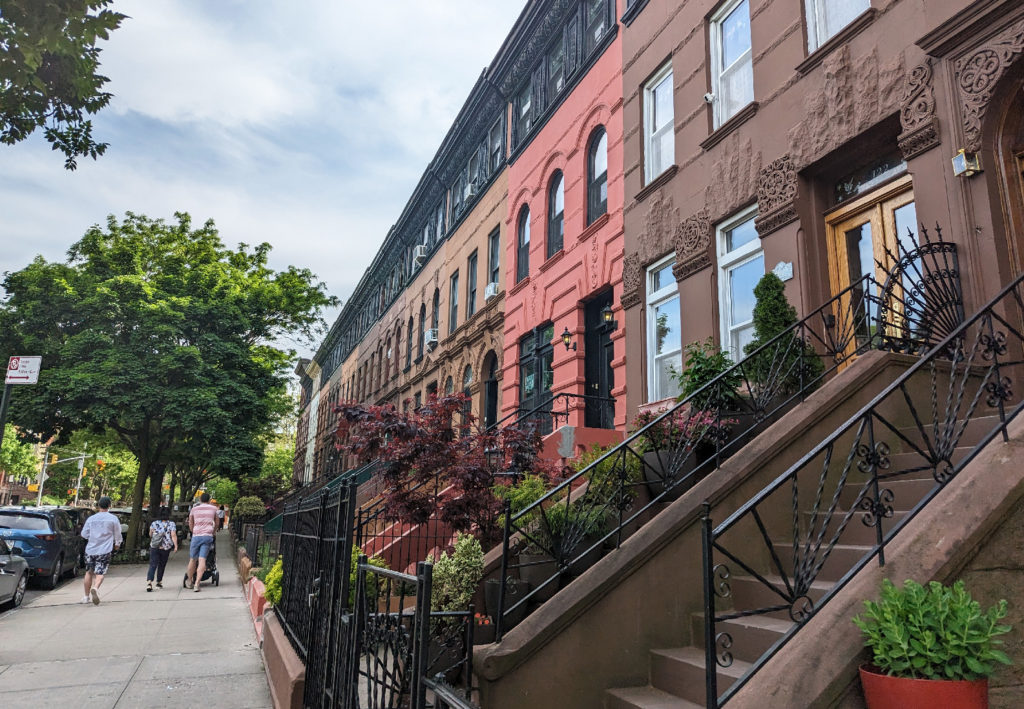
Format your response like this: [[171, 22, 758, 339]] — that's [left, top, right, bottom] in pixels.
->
[[898, 61, 941, 159], [755, 155, 798, 237], [621, 253, 642, 309], [955, 18, 1024, 152], [641, 191, 680, 261], [673, 209, 712, 281]]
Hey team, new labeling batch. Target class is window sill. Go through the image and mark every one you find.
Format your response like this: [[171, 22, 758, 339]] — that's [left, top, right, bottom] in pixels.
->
[[579, 213, 611, 242], [539, 249, 566, 273], [796, 9, 877, 76], [403, 365, 411, 374], [509, 276, 531, 297], [700, 102, 758, 151], [635, 165, 678, 204], [621, 0, 650, 27], [414, 356, 423, 365]]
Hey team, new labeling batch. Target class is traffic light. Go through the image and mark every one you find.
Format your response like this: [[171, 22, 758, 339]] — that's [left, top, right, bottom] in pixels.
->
[[96, 458, 106, 471], [49, 453, 58, 464]]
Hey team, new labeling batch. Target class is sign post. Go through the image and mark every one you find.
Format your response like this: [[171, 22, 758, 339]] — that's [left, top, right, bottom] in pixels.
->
[[0, 356, 42, 453]]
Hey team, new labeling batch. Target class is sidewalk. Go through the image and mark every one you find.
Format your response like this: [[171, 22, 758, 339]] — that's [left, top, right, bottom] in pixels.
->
[[0, 529, 272, 708]]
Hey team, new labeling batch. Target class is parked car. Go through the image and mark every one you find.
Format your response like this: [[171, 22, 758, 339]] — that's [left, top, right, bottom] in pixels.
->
[[0, 507, 80, 589], [39, 506, 92, 566], [0, 538, 29, 609]]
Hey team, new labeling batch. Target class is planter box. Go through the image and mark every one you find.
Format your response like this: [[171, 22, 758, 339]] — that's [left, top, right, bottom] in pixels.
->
[[484, 578, 532, 631], [859, 665, 988, 709]]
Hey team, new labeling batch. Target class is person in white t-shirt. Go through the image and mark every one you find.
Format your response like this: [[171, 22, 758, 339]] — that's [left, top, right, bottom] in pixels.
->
[[79, 496, 123, 605]]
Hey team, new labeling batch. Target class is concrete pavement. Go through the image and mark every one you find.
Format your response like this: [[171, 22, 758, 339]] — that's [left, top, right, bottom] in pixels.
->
[[0, 529, 272, 708]]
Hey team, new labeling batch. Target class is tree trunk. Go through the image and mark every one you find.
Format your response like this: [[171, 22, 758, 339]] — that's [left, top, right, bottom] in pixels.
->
[[148, 464, 164, 511], [126, 459, 149, 554], [168, 469, 177, 507]]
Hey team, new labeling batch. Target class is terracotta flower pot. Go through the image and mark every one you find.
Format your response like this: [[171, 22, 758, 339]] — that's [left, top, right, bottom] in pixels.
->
[[859, 665, 988, 709]]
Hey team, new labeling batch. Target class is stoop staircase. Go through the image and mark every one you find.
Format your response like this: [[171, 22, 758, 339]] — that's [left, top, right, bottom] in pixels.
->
[[605, 420, 999, 708]]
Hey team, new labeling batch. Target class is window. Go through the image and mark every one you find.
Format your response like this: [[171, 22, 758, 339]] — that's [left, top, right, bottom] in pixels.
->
[[467, 150, 482, 199], [418, 304, 426, 359], [431, 289, 440, 330], [414, 392, 422, 410], [584, 0, 610, 54], [644, 64, 673, 183], [445, 376, 454, 395], [717, 206, 763, 360], [435, 202, 445, 243], [517, 81, 533, 142], [407, 317, 414, 367], [806, 0, 869, 51], [517, 207, 531, 283], [449, 271, 459, 335], [711, 0, 753, 127], [647, 255, 683, 401], [547, 171, 564, 257], [547, 35, 566, 99], [467, 251, 478, 318], [488, 227, 501, 286], [587, 128, 608, 225], [489, 119, 504, 173]]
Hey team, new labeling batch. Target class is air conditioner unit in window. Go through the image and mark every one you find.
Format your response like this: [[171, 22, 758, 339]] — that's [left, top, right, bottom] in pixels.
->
[[466, 180, 479, 199], [424, 328, 439, 349], [413, 245, 428, 264], [484, 282, 499, 300]]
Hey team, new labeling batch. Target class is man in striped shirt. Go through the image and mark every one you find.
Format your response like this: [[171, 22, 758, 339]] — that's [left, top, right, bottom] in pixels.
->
[[186, 492, 218, 592]]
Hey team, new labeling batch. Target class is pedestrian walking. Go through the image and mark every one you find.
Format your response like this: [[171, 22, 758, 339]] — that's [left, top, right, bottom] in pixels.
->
[[186, 492, 218, 592], [79, 496, 123, 605], [146, 506, 178, 591], [217, 504, 226, 530]]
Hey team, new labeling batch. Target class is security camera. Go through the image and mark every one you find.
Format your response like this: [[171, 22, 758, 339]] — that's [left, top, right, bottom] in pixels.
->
[[703, 92, 715, 104]]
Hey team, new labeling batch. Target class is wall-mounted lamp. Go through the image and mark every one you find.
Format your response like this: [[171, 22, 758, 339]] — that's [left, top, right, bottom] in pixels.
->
[[600, 304, 619, 330], [952, 149, 982, 178], [484, 447, 502, 470], [561, 326, 577, 351]]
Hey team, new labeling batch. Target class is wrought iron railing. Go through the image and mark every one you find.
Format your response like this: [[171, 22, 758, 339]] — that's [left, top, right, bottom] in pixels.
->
[[493, 227, 964, 639], [699, 271, 1024, 706], [490, 391, 618, 435]]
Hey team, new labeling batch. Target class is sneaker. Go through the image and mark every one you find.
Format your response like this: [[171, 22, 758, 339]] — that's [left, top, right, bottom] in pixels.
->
[[193, 584, 201, 593], [90, 588, 100, 605], [146, 581, 153, 592], [155, 582, 163, 589], [185, 578, 193, 589], [79, 595, 91, 604]]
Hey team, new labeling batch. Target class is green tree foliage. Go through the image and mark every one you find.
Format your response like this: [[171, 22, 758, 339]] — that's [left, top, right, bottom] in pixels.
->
[[232, 495, 265, 520], [238, 434, 293, 504], [742, 273, 824, 397], [206, 478, 238, 508], [0, 212, 336, 548], [1, 424, 37, 478], [0, 0, 125, 168]]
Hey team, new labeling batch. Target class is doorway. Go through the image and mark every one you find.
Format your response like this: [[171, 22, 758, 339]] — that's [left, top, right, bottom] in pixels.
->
[[584, 291, 615, 429], [518, 323, 555, 433]]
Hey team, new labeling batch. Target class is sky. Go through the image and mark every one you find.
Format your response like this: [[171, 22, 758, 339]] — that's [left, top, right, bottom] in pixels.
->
[[0, 1, 526, 357]]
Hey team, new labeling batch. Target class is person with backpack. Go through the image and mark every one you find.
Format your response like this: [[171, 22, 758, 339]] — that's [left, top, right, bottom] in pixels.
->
[[146, 506, 178, 591]]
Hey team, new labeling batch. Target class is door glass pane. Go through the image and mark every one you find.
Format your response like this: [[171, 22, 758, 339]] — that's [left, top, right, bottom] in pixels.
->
[[728, 254, 763, 328], [541, 349, 554, 392], [844, 221, 873, 284], [892, 201, 918, 254]]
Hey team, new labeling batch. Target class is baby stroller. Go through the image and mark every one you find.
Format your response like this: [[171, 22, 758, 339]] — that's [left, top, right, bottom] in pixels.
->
[[183, 539, 221, 587]]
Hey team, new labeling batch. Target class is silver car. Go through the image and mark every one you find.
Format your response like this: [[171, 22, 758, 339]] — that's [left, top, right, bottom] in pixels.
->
[[0, 537, 29, 609]]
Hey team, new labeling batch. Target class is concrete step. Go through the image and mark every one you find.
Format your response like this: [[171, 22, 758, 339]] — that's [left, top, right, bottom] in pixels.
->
[[894, 415, 1003, 453], [606, 685, 703, 709], [774, 541, 872, 584], [838, 476, 936, 510], [690, 612, 791, 665], [726, 575, 833, 622], [807, 509, 909, 546], [650, 646, 750, 705], [886, 446, 972, 477]]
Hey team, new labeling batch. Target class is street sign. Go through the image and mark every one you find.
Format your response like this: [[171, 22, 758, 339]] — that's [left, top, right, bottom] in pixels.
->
[[6, 356, 42, 385], [27, 484, 38, 492]]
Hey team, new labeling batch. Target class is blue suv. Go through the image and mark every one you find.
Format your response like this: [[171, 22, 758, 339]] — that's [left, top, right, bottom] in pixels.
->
[[0, 507, 81, 589]]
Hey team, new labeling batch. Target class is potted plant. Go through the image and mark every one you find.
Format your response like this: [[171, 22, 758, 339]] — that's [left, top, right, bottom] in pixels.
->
[[473, 612, 496, 645], [853, 579, 1012, 709], [427, 533, 485, 683]]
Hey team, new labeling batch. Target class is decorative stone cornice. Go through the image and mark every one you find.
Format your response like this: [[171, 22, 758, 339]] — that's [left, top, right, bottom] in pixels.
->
[[754, 155, 798, 237], [621, 253, 642, 309], [673, 209, 711, 282], [955, 18, 1024, 152], [898, 61, 940, 159]]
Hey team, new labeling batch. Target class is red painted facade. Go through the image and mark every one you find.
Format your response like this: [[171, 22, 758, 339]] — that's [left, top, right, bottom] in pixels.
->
[[500, 3, 626, 434]]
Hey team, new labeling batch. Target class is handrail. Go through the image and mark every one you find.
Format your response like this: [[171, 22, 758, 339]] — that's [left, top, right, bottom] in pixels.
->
[[494, 226, 964, 639], [699, 269, 1022, 706]]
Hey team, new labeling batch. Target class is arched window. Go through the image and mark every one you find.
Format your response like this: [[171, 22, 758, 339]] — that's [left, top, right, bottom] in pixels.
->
[[462, 365, 473, 393], [587, 127, 608, 225], [406, 317, 414, 367], [547, 170, 564, 258], [516, 206, 530, 283], [445, 376, 454, 395], [431, 289, 440, 330], [418, 304, 427, 359]]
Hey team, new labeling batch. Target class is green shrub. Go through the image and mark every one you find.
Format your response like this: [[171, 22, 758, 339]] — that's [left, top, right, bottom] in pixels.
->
[[493, 474, 549, 528], [263, 558, 283, 605], [575, 443, 641, 508], [675, 339, 742, 409], [349, 545, 389, 605], [742, 272, 823, 395], [429, 532, 484, 613], [233, 496, 266, 520], [853, 579, 1012, 680]]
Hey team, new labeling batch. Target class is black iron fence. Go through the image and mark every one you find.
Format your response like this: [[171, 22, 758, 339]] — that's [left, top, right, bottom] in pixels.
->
[[493, 227, 964, 639], [700, 270, 1024, 707]]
